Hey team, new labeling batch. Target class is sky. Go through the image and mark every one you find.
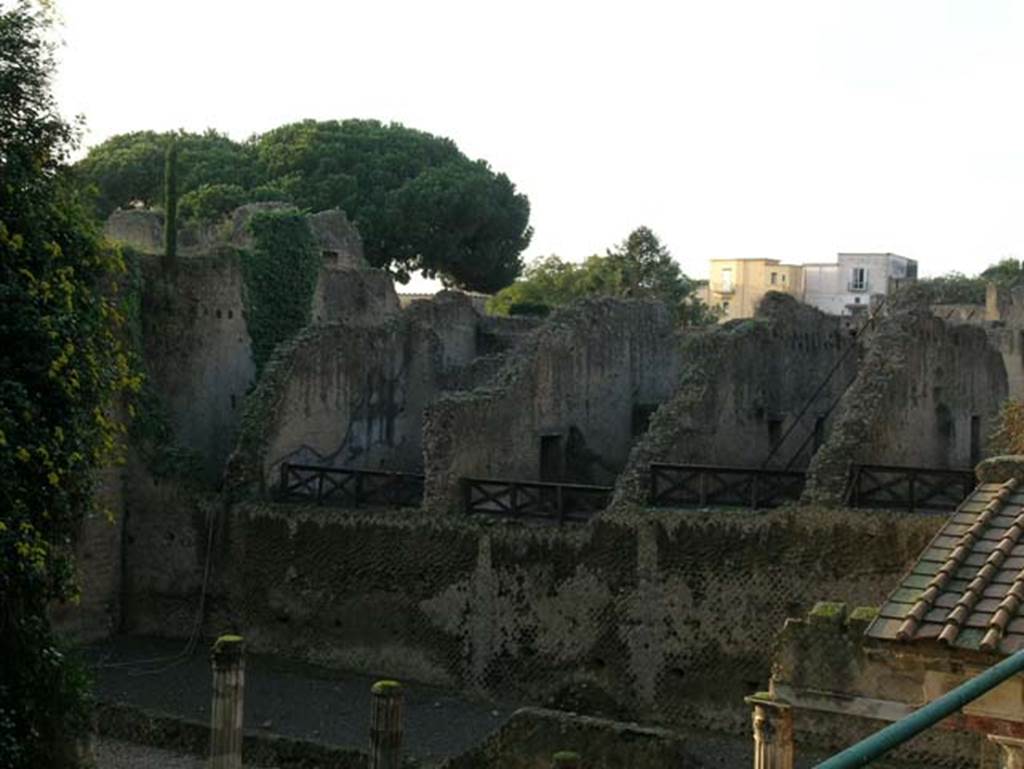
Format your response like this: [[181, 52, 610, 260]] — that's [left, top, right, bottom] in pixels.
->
[[51, 0, 1024, 289]]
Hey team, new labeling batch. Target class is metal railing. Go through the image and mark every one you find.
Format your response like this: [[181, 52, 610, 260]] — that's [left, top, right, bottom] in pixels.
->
[[277, 463, 424, 508], [462, 477, 611, 523], [846, 464, 975, 513], [649, 463, 806, 509], [814, 649, 1024, 768]]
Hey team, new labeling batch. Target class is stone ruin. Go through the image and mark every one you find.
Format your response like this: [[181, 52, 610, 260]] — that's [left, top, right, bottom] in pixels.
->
[[58, 210, 1024, 764]]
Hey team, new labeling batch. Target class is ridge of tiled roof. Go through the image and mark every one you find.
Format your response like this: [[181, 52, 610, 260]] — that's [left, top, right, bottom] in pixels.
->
[[867, 476, 1024, 655]]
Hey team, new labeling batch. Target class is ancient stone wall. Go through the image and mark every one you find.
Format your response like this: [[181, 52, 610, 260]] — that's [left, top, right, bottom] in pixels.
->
[[613, 294, 856, 505], [806, 302, 1008, 504], [226, 293, 486, 495], [136, 252, 256, 479], [423, 299, 680, 512], [202, 502, 941, 733]]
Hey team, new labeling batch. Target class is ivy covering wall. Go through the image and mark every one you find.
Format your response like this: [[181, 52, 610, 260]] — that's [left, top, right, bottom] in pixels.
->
[[240, 211, 320, 375]]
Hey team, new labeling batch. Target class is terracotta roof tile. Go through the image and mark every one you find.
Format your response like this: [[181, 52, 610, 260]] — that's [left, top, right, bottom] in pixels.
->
[[868, 477, 1024, 652]]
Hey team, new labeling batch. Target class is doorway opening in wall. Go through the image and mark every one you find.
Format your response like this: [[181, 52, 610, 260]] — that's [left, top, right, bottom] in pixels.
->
[[970, 415, 981, 468], [813, 415, 826, 453], [540, 434, 564, 482]]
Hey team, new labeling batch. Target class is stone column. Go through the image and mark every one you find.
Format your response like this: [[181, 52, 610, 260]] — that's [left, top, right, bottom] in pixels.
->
[[209, 635, 245, 769], [989, 735, 1024, 769], [370, 680, 404, 769], [552, 750, 581, 768], [751, 701, 794, 769]]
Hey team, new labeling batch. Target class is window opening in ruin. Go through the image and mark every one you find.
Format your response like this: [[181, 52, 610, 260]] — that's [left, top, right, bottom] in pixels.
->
[[971, 415, 981, 467], [540, 434, 564, 483], [228, 309, 233, 319], [770, 272, 778, 285], [721, 300, 730, 316], [322, 250, 339, 266], [767, 418, 783, 449], [216, 309, 222, 319], [850, 267, 867, 291], [781, 274, 787, 284]]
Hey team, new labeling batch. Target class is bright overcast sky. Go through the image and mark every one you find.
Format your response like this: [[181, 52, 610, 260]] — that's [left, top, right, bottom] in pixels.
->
[[52, 0, 1024, 287]]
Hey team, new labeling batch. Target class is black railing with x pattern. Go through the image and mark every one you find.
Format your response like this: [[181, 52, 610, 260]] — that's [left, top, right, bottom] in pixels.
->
[[649, 463, 806, 509], [846, 464, 975, 512], [277, 463, 425, 508], [462, 477, 612, 523]]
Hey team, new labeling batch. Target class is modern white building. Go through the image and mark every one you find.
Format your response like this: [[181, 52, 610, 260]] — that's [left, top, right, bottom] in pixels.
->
[[800, 253, 918, 316]]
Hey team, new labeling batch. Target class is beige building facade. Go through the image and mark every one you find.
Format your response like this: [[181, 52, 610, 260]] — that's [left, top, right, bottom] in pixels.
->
[[702, 258, 804, 321]]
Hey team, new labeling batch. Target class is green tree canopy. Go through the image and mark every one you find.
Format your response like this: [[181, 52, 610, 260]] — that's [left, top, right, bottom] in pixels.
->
[[75, 119, 532, 292], [1, 3, 137, 765], [489, 226, 717, 326]]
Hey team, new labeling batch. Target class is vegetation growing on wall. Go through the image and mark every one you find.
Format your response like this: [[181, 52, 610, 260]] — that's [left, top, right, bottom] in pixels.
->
[[990, 400, 1024, 456], [489, 226, 718, 327], [240, 211, 319, 374], [75, 120, 532, 292], [0, 4, 139, 764]]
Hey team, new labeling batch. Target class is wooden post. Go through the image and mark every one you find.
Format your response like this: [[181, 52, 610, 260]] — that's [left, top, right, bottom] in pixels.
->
[[750, 700, 793, 769], [370, 680, 404, 769], [552, 751, 581, 769], [990, 735, 1024, 769], [209, 635, 245, 769]]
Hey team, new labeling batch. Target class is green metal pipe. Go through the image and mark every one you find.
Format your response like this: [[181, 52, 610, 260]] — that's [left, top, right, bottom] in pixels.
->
[[814, 648, 1024, 768]]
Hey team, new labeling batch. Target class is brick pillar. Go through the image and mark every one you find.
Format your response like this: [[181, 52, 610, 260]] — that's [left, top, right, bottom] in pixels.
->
[[369, 680, 404, 769], [751, 701, 794, 769], [209, 635, 245, 769], [989, 735, 1024, 769]]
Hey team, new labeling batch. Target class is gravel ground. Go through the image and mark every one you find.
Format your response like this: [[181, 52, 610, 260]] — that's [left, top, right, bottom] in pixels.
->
[[95, 737, 209, 769], [85, 636, 512, 763]]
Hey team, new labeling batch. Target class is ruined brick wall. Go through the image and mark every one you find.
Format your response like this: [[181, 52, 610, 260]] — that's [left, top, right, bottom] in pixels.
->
[[806, 302, 1008, 504], [613, 294, 856, 505], [226, 293, 489, 494], [218, 502, 939, 733], [423, 299, 681, 511]]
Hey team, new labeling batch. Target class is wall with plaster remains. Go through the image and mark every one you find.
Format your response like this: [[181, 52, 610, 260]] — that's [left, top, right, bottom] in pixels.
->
[[806, 301, 1008, 504], [423, 299, 680, 511], [226, 292, 488, 494]]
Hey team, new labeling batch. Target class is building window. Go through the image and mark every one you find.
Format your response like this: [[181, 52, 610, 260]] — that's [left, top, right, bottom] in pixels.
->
[[781, 274, 787, 284], [721, 301, 730, 316], [850, 267, 867, 291], [770, 272, 778, 285], [721, 268, 734, 292]]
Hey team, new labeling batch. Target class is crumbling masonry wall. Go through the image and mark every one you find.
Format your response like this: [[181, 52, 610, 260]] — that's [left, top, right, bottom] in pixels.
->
[[805, 301, 1008, 504], [423, 299, 681, 512], [226, 293, 487, 494], [613, 293, 856, 505]]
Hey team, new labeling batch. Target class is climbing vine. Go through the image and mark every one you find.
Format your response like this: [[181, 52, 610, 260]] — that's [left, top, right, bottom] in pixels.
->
[[240, 211, 320, 374]]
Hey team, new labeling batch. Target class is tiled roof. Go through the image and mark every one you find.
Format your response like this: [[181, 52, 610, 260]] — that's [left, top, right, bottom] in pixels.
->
[[867, 477, 1024, 654]]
